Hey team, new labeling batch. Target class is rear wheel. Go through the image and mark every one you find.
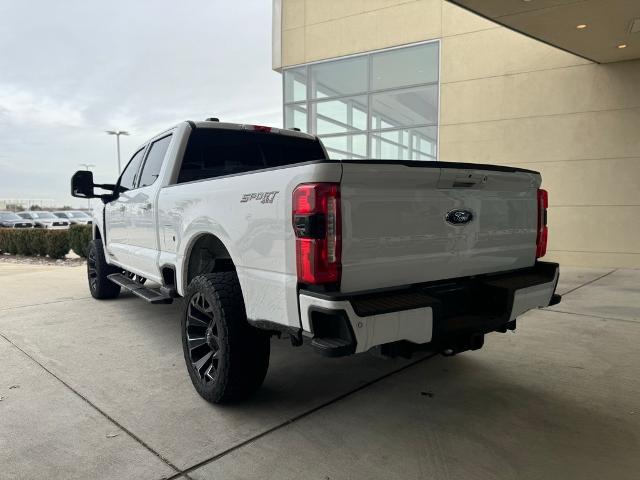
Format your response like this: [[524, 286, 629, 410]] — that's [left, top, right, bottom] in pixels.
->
[[87, 239, 120, 299], [181, 272, 270, 404]]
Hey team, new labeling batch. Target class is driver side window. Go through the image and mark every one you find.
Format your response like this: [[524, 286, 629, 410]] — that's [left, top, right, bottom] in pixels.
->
[[119, 148, 145, 191]]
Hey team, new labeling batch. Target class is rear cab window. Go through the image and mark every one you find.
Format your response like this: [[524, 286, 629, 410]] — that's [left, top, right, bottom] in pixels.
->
[[176, 129, 327, 184]]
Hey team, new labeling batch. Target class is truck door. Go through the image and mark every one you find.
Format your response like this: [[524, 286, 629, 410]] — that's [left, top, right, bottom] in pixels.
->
[[124, 133, 173, 277], [105, 147, 146, 265]]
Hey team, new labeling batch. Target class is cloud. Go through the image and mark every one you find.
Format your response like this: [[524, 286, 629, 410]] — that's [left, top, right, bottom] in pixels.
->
[[0, 0, 283, 207], [0, 85, 86, 127]]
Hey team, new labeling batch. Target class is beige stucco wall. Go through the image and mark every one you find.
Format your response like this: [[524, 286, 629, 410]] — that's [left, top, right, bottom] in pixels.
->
[[275, 0, 640, 268]]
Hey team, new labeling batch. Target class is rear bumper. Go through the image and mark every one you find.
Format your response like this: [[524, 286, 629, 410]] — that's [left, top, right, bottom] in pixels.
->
[[299, 261, 560, 357]]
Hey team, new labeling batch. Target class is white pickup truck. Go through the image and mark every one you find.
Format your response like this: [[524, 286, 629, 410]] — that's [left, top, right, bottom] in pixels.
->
[[71, 119, 561, 404]]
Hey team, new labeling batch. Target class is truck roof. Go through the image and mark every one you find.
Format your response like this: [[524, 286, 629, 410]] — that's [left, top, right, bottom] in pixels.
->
[[128, 120, 320, 167], [188, 120, 316, 140], [132, 120, 318, 155]]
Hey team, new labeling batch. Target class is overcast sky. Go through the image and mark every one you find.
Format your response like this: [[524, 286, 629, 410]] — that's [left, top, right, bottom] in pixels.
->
[[0, 0, 282, 207]]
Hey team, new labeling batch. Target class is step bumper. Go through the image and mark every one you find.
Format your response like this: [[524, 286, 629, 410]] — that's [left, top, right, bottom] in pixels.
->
[[299, 262, 560, 356]]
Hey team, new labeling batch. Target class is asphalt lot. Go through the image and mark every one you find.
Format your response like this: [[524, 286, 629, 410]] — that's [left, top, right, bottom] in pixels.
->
[[0, 263, 639, 480]]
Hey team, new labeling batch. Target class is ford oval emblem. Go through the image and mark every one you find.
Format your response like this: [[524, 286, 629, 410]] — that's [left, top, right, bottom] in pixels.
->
[[446, 209, 473, 225]]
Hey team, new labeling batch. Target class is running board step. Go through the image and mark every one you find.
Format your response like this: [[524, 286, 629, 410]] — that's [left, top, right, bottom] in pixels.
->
[[159, 285, 179, 298], [107, 273, 173, 304], [310, 337, 355, 358]]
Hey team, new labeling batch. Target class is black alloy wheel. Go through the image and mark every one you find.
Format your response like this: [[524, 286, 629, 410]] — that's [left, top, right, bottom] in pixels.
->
[[181, 272, 270, 404], [87, 247, 98, 292], [86, 239, 121, 299], [186, 292, 221, 383]]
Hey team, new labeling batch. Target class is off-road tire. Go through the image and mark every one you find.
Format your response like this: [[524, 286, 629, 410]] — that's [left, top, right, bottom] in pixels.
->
[[182, 272, 270, 404], [87, 239, 121, 299]]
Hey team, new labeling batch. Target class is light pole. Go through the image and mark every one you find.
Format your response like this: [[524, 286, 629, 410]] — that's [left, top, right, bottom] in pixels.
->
[[78, 163, 95, 210], [106, 130, 130, 174]]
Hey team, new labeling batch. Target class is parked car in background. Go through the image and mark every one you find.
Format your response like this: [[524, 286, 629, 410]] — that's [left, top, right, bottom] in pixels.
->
[[53, 210, 93, 225], [17, 211, 70, 229], [0, 211, 35, 228]]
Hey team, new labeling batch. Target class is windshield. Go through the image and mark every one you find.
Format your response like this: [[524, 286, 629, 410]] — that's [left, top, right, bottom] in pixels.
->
[[71, 211, 90, 218], [31, 212, 56, 219], [0, 212, 22, 221]]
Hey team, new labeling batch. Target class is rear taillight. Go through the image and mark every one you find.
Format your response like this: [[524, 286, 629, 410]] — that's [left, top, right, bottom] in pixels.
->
[[536, 188, 548, 258], [292, 183, 341, 285]]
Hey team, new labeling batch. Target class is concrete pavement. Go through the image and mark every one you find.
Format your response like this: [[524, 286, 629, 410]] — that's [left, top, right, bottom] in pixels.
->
[[0, 263, 638, 479]]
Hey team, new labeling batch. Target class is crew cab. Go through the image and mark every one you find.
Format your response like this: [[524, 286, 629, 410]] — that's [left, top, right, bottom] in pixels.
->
[[71, 119, 561, 404]]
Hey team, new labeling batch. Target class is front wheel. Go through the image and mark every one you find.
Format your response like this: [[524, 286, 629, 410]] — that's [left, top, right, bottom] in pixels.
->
[[181, 272, 270, 404], [87, 239, 120, 299]]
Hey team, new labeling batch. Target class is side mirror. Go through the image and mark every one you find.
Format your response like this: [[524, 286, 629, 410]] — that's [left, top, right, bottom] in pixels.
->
[[71, 171, 118, 202], [71, 170, 96, 198]]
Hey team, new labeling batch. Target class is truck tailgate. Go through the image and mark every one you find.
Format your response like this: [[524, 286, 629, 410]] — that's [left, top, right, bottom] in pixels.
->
[[339, 161, 541, 293]]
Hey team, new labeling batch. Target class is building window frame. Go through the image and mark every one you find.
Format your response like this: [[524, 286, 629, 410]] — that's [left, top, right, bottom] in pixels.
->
[[282, 39, 441, 161]]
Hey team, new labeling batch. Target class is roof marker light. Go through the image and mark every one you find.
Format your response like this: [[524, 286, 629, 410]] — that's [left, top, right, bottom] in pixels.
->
[[252, 125, 272, 133]]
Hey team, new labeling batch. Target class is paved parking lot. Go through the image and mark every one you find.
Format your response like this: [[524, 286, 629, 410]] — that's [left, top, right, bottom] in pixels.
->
[[1, 263, 639, 480]]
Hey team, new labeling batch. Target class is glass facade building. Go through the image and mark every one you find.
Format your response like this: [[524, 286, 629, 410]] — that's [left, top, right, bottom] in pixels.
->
[[283, 41, 439, 160]]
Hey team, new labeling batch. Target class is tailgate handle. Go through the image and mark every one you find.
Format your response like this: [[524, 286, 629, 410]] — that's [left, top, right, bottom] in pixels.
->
[[438, 170, 488, 189], [452, 173, 487, 188], [452, 180, 476, 188]]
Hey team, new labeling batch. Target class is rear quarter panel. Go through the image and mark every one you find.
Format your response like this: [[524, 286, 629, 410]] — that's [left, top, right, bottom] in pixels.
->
[[157, 161, 342, 329]]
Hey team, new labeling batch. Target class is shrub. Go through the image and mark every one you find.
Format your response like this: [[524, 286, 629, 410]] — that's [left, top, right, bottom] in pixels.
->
[[0, 229, 7, 252], [69, 225, 92, 258], [29, 229, 48, 256], [0, 228, 70, 259], [0, 229, 17, 254], [14, 229, 34, 255], [45, 230, 70, 259]]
